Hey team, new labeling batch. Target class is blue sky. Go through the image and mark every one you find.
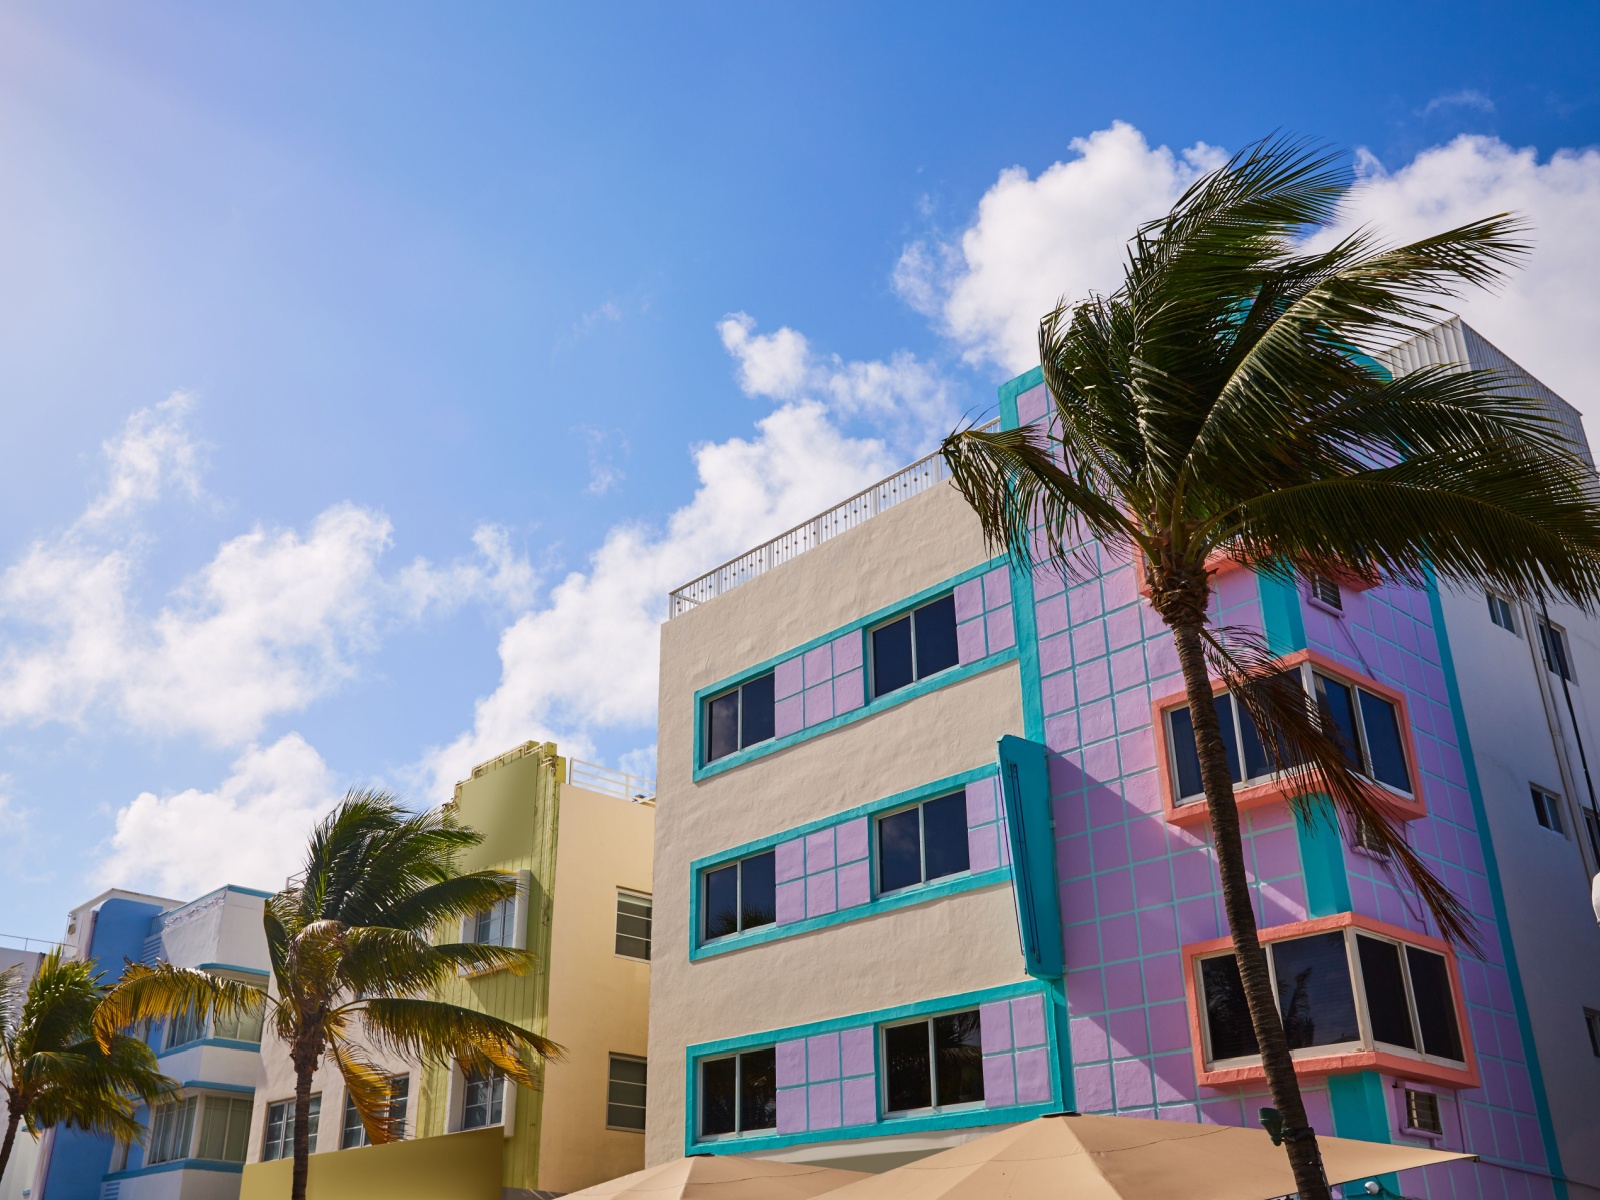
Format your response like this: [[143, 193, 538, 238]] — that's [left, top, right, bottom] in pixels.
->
[[2, 1, 1598, 935]]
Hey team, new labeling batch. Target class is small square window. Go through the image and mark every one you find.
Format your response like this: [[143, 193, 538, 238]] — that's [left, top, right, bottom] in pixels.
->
[[462, 1070, 505, 1129], [1531, 786, 1566, 836], [1538, 619, 1574, 682], [616, 891, 653, 960], [705, 674, 776, 763], [1487, 593, 1516, 633], [1404, 1088, 1443, 1135], [699, 1048, 776, 1137], [871, 595, 959, 699], [701, 853, 776, 941], [1308, 575, 1343, 611], [882, 1010, 984, 1114], [472, 895, 517, 947]]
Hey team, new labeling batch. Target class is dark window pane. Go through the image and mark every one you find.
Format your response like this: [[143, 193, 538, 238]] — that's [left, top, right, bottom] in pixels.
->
[[1272, 932, 1359, 1049], [921, 793, 971, 882], [932, 1010, 984, 1106], [740, 852, 776, 930], [884, 1022, 933, 1112], [741, 674, 775, 748], [873, 617, 914, 698], [1316, 675, 1363, 771], [739, 1049, 777, 1131], [1359, 690, 1411, 792], [1237, 697, 1273, 780], [878, 808, 923, 893], [913, 595, 960, 680], [1406, 946, 1464, 1061], [1200, 954, 1259, 1060], [1169, 707, 1204, 800], [703, 866, 740, 941], [707, 692, 741, 762], [1356, 935, 1415, 1050], [1214, 694, 1243, 783], [700, 1058, 736, 1136]]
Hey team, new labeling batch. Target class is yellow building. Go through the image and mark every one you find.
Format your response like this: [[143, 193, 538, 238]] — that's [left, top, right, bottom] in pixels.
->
[[240, 743, 654, 1200]]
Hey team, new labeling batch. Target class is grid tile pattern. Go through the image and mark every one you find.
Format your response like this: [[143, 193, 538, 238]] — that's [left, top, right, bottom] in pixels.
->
[[980, 993, 1052, 1107], [965, 775, 1012, 873], [774, 632, 866, 738], [776, 1027, 876, 1134], [955, 565, 1018, 664], [775, 818, 871, 924]]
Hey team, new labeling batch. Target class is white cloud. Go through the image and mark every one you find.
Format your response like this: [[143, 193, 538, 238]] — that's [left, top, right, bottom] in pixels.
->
[[421, 396, 898, 797], [1321, 135, 1600, 428], [0, 400, 537, 745], [1423, 89, 1495, 116], [718, 313, 956, 454], [96, 733, 339, 897], [894, 122, 1226, 373]]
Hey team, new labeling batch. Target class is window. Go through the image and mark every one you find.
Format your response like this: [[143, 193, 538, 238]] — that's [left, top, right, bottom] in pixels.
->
[[699, 1048, 776, 1138], [1404, 1088, 1443, 1135], [882, 1010, 984, 1113], [473, 895, 516, 947], [871, 595, 959, 699], [705, 673, 776, 763], [702, 853, 775, 941], [1487, 593, 1516, 633], [462, 1070, 505, 1129], [1586, 1009, 1600, 1057], [147, 1096, 197, 1164], [1308, 576, 1343, 611], [1350, 814, 1392, 859], [262, 1095, 320, 1161], [1164, 663, 1413, 806], [616, 890, 653, 959], [212, 989, 266, 1043], [341, 1075, 409, 1148], [877, 792, 970, 894], [1538, 619, 1574, 682], [1195, 927, 1464, 1070], [1531, 786, 1566, 835], [164, 1007, 207, 1051], [196, 1096, 252, 1163], [607, 1055, 647, 1131]]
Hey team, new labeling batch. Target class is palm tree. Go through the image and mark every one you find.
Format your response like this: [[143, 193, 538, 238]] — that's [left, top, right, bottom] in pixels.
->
[[941, 137, 1600, 1200], [99, 791, 559, 1200], [0, 950, 182, 1184]]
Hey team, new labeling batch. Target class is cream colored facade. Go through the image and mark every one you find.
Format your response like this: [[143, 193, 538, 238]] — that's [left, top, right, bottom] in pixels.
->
[[649, 482, 1035, 1170], [241, 743, 653, 1199]]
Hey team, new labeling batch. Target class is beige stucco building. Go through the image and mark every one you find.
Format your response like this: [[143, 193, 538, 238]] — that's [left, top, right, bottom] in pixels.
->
[[240, 743, 654, 1200]]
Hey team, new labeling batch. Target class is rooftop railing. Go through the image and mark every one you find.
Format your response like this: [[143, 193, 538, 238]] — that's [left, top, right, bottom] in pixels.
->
[[666, 419, 998, 618], [0, 933, 64, 955], [566, 757, 656, 803]]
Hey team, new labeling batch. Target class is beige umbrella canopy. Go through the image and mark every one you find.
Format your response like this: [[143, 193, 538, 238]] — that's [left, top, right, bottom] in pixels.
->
[[824, 1113, 1472, 1200], [561, 1155, 870, 1200]]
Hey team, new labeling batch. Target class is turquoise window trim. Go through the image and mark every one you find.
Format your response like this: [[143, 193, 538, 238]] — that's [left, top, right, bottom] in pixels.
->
[[1257, 570, 1308, 659], [1010, 562, 1046, 743], [692, 559, 1012, 780], [155, 1037, 262, 1060], [683, 979, 1060, 1156], [177, 1080, 256, 1095], [998, 367, 1045, 430], [689, 766, 1004, 960], [1293, 796, 1354, 918], [1327, 1072, 1399, 1197], [1425, 573, 1567, 1197], [106, 1160, 245, 1180], [1043, 976, 1075, 1110], [197, 962, 269, 977]]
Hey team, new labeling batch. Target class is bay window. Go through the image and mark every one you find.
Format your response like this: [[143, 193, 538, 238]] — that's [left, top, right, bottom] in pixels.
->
[[1194, 925, 1464, 1072], [1163, 659, 1413, 806]]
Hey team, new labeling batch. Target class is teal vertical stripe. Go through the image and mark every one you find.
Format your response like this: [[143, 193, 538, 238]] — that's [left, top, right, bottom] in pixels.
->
[[1258, 571, 1307, 658], [1011, 560, 1046, 743], [1425, 574, 1567, 1198], [1328, 1072, 1399, 1196], [1294, 805, 1353, 917]]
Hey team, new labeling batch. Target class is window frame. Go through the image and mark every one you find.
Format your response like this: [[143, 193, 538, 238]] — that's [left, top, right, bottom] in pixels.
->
[[1183, 913, 1477, 1090], [1306, 575, 1344, 613], [703, 672, 777, 764], [695, 1047, 778, 1140], [606, 1053, 647, 1132], [615, 889, 653, 960], [874, 792, 972, 897], [1486, 592, 1517, 634], [1531, 785, 1567, 836], [194, 1094, 253, 1163], [261, 1094, 321, 1161], [879, 1008, 986, 1117], [700, 851, 776, 943], [1153, 649, 1424, 827], [146, 1095, 198, 1165], [1538, 617, 1575, 682], [341, 1074, 409, 1148], [868, 593, 960, 700], [1401, 1087, 1444, 1138], [460, 1069, 506, 1130]]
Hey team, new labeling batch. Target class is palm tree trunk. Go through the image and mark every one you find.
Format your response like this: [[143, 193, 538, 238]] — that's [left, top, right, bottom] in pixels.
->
[[0, 1106, 20, 1185], [291, 1055, 315, 1200], [1170, 620, 1331, 1200]]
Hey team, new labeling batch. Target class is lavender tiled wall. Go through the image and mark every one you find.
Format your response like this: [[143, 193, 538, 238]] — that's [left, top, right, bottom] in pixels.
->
[[955, 565, 1018, 664], [980, 993, 1053, 1107], [775, 632, 866, 738], [777, 1027, 877, 1133], [776, 818, 871, 923], [965, 775, 1012, 873]]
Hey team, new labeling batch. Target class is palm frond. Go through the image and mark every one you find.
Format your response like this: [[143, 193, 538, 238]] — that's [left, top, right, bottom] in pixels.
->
[[92, 963, 266, 1052], [329, 1039, 401, 1145], [357, 997, 558, 1084], [379, 872, 522, 935]]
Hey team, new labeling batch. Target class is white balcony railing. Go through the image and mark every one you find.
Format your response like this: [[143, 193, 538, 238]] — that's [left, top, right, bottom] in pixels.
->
[[666, 420, 998, 619]]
